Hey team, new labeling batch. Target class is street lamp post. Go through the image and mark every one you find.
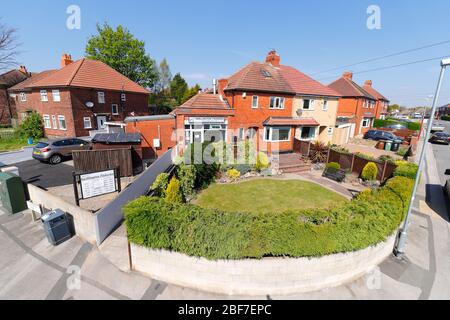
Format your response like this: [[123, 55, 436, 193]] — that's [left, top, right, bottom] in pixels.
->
[[394, 57, 450, 258]]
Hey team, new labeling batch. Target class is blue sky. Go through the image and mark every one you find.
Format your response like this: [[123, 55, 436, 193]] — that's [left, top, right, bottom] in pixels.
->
[[2, 0, 450, 107]]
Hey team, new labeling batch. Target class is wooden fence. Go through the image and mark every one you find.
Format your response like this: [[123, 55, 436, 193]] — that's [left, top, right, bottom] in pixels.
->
[[72, 148, 133, 177], [294, 139, 397, 182]]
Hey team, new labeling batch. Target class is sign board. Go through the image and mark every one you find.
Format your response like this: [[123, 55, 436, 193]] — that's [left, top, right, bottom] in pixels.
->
[[187, 117, 225, 124], [79, 169, 117, 199]]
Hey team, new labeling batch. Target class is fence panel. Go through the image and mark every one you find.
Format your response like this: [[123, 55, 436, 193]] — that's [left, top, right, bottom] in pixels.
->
[[94, 149, 174, 245], [293, 139, 311, 156], [73, 148, 133, 177]]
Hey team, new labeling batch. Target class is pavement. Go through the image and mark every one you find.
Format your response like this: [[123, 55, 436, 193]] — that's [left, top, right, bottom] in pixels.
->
[[0, 136, 449, 299], [0, 147, 33, 167]]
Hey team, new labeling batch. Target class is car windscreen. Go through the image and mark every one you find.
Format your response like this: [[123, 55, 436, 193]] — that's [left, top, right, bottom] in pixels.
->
[[35, 142, 49, 149]]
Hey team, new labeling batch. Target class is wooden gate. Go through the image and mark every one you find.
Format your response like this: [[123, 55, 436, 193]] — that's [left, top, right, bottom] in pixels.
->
[[72, 148, 133, 177]]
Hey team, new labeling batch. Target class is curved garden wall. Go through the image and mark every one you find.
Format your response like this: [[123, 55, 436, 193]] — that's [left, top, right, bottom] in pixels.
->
[[130, 233, 396, 295]]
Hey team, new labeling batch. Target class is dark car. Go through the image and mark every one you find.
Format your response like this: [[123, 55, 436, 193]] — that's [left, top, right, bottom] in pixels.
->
[[429, 132, 450, 145], [32, 138, 91, 164], [363, 130, 404, 142]]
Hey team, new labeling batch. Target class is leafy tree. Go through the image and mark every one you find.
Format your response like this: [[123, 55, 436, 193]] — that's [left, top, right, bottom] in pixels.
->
[[170, 73, 189, 105], [17, 111, 43, 139], [388, 104, 400, 113], [181, 84, 201, 104], [85, 23, 158, 88]]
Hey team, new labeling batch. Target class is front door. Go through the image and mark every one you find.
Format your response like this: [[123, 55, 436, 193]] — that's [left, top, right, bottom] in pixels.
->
[[97, 116, 107, 130]]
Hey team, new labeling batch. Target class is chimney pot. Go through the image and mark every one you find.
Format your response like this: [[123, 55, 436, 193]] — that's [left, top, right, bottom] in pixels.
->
[[343, 71, 353, 80], [61, 53, 73, 68], [19, 65, 28, 74], [265, 50, 281, 67], [364, 80, 373, 87]]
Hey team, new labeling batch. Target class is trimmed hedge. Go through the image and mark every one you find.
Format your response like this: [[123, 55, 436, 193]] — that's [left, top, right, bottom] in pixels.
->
[[394, 161, 418, 180], [125, 176, 413, 260]]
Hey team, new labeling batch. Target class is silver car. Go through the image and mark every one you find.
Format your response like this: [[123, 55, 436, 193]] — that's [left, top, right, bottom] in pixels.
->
[[32, 138, 91, 164]]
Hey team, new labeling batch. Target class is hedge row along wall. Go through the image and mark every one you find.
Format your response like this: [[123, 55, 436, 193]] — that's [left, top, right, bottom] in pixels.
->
[[124, 176, 414, 260]]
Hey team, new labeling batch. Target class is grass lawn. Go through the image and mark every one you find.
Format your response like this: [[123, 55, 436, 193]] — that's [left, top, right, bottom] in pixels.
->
[[193, 179, 348, 214], [0, 137, 30, 152]]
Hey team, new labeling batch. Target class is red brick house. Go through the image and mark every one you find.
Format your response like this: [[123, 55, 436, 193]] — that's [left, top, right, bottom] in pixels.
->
[[362, 80, 389, 120], [0, 66, 31, 125], [125, 51, 340, 158], [9, 54, 150, 138], [328, 72, 377, 136]]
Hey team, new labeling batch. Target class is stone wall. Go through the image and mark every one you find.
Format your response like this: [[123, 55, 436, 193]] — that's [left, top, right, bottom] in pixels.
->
[[131, 234, 396, 295]]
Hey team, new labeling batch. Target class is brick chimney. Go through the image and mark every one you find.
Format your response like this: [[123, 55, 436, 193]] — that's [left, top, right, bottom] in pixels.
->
[[217, 78, 228, 97], [343, 71, 353, 80], [265, 50, 281, 67], [19, 65, 28, 74], [364, 80, 373, 87], [61, 53, 73, 68]]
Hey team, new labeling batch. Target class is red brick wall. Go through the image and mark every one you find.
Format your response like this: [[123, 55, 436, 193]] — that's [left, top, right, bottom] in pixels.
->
[[337, 97, 376, 136], [125, 118, 176, 159]]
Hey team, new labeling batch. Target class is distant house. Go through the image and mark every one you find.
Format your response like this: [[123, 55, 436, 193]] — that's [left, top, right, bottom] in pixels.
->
[[362, 80, 389, 120], [0, 66, 31, 125], [438, 104, 450, 116], [328, 72, 377, 138], [9, 54, 150, 138]]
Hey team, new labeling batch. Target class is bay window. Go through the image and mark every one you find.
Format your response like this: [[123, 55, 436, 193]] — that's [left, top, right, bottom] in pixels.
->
[[300, 126, 316, 140], [264, 127, 290, 142]]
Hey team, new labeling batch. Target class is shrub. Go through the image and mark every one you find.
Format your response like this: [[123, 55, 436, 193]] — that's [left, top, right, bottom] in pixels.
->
[[394, 161, 418, 180], [355, 152, 376, 161], [255, 152, 269, 171], [177, 164, 196, 198], [310, 141, 328, 163], [407, 122, 421, 131], [16, 111, 43, 139], [234, 164, 252, 175], [165, 177, 183, 203], [124, 176, 414, 260], [151, 173, 169, 197], [378, 155, 394, 163], [226, 168, 241, 181], [330, 145, 350, 153], [326, 162, 341, 170], [396, 147, 409, 157], [361, 162, 378, 181], [373, 119, 398, 128], [441, 115, 450, 121], [183, 142, 220, 189]]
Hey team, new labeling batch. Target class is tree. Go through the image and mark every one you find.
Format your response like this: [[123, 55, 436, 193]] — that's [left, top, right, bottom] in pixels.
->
[[85, 23, 157, 88], [388, 104, 400, 113], [170, 73, 189, 105], [16, 111, 43, 139], [156, 58, 172, 92], [0, 21, 20, 72], [181, 84, 201, 104]]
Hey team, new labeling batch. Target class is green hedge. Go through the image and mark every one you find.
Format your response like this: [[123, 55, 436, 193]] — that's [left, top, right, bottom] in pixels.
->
[[441, 115, 450, 121], [125, 176, 414, 260], [394, 161, 418, 180]]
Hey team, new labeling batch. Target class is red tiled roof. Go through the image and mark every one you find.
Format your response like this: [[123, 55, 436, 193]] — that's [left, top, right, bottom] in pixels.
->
[[363, 85, 389, 102], [173, 93, 234, 116], [279, 66, 340, 97], [22, 59, 149, 94], [225, 62, 295, 94], [263, 116, 319, 126], [328, 77, 376, 100], [8, 70, 57, 91], [0, 69, 30, 88]]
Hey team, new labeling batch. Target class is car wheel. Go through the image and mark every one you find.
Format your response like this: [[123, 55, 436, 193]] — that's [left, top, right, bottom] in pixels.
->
[[49, 154, 62, 165]]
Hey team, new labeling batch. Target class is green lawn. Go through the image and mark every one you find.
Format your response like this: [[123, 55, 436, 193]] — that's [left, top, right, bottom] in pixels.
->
[[194, 179, 348, 214], [0, 137, 30, 152]]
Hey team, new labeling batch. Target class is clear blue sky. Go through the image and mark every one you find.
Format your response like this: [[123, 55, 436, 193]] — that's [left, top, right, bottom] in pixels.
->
[[2, 0, 450, 107]]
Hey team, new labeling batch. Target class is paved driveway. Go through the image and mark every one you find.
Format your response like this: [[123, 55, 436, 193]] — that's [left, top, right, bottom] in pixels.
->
[[14, 159, 75, 189]]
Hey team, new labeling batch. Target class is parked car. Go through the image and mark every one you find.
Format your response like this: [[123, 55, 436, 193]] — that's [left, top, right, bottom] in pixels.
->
[[429, 132, 450, 145], [363, 130, 404, 142], [32, 138, 91, 164]]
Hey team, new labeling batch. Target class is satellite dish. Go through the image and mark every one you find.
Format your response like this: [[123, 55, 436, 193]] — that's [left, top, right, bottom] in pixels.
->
[[296, 109, 303, 117], [85, 101, 94, 108]]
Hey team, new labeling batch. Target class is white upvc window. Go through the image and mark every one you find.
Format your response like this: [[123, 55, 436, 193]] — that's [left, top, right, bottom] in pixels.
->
[[252, 95, 258, 108], [58, 115, 67, 130], [40, 90, 48, 102], [238, 128, 245, 140], [322, 100, 328, 111], [269, 97, 285, 109], [98, 92, 105, 104], [302, 99, 315, 110], [112, 104, 119, 115], [327, 127, 334, 135], [52, 90, 61, 102], [52, 115, 58, 129], [361, 118, 371, 128], [43, 115, 51, 129], [121, 93, 126, 102], [300, 126, 317, 140], [20, 92, 27, 102], [83, 117, 92, 129], [263, 126, 291, 142]]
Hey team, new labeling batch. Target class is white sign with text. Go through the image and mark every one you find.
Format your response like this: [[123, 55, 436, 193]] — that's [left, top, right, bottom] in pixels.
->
[[80, 170, 116, 199]]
